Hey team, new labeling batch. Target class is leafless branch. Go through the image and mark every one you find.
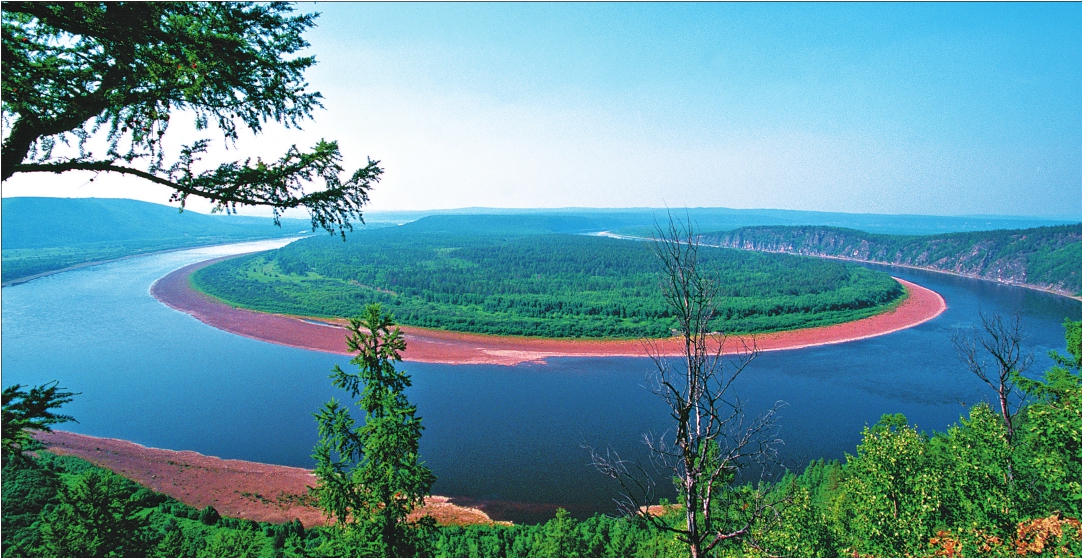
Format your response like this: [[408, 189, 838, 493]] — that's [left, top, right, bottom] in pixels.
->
[[951, 310, 1032, 442], [591, 213, 788, 557]]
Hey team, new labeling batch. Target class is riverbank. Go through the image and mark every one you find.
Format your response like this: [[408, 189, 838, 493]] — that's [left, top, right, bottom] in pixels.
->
[[602, 231, 1082, 302], [1, 236, 303, 288], [152, 257, 946, 366], [689, 240, 1082, 303], [37, 430, 502, 527], [746, 249, 1082, 303]]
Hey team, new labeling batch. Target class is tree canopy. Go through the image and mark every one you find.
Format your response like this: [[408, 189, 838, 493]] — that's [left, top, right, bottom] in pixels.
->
[[312, 304, 436, 557], [1, 2, 380, 234], [190, 227, 906, 339], [592, 218, 786, 557], [3, 318, 1081, 556], [1, 381, 76, 462]]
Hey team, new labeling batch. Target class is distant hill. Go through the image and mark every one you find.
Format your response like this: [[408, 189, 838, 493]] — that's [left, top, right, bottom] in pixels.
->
[[394, 214, 609, 235], [6, 198, 1078, 290], [365, 207, 1080, 236], [1, 197, 312, 284], [701, 224, 1082, 297], [1, 197, 313, 249]]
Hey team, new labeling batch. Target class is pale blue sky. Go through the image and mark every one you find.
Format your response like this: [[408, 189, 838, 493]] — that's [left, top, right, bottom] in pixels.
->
[[6, 3, 1080, 217]]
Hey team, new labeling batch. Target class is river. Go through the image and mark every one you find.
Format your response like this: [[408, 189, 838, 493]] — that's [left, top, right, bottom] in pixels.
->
[[2, 240, 1080, 523]]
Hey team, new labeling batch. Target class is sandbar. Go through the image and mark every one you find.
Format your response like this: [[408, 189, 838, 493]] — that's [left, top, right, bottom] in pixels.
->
[[151, 257, 946, 366], [37, 430, 501, 527]]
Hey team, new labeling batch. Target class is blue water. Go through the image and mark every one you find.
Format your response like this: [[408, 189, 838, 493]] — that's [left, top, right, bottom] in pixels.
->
[[2, 242, 1080, 523]]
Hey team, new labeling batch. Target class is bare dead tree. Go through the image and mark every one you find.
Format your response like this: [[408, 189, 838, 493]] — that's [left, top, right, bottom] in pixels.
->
[[591, 216, 786, 558], [952, 311, 1033, 443]]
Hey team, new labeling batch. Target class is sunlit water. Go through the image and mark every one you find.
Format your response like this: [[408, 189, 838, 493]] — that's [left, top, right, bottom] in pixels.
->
[[2, 241, 1080, 523]]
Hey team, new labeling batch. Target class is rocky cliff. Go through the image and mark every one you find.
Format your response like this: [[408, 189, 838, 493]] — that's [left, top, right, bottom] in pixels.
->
[[701, 224, 1082, 298]]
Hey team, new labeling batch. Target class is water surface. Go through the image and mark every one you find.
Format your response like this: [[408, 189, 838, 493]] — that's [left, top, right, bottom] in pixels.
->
[[2, 244, 1079, 523]]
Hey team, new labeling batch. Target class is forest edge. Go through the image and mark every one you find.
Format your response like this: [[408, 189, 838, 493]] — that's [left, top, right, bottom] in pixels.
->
[[151, 253, 947, 366]]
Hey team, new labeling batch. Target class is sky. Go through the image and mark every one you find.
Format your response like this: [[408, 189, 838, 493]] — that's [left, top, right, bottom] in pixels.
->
[[3, 3, 1081, 217]]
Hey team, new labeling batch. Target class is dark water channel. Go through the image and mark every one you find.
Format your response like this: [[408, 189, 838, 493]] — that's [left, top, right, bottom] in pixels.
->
[[2, 242, 1080, 524]]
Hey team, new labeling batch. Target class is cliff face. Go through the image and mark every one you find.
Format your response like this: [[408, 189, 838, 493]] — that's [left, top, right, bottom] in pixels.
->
[[702, 224, 1082, 298]]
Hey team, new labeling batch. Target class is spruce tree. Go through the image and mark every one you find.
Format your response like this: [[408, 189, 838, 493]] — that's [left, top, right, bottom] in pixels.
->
[[312, 304, 436, 557]]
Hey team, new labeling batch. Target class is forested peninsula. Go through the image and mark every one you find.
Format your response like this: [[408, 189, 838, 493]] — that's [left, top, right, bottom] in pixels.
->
[[701, 223, 1082, 298], [189, 217, 906, 339]]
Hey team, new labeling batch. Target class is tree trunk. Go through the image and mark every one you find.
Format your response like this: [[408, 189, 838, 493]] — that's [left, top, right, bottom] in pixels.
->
[[998, 387, 1014, 442], [1, 119, 39, 181]]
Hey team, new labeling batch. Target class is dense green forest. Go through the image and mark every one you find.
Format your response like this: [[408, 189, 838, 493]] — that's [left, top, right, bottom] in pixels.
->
[[6, 197, 1075, 288], [1, 198, 308, 284], [702, 223, 1082, 297], [191, 219, 905, 338], [4, 328, 1080, 557]]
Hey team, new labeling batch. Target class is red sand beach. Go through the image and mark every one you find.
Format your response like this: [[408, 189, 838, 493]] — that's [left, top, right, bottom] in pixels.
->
[[151, 257, 946, 366], [37, 430, 500, 527]]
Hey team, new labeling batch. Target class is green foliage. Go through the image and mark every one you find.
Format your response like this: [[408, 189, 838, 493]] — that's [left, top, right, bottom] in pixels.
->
[[430, 512, 685, 558], [38, 468, 153, 558], [196, 528, 266, 558], [831, 414, 944, 555], [756, 462, 840, 558], [2, 323, 1079, 556], [1, 380, 76, 461], [312, 304, 436, 557], [1018, 392, 1082, 512], [199, 505, 221, 526], [1014, 319, 1082, 516], [1017, 318, 1082, 403], [1063, 319, 1082, 368], [0, 452, 311, 557], [768, 322, 1082, 556], [2, 407, 1080, 558], [193, 225, 905, 339], [527, 508, 588, 558], [1, 2, 377, 233], [704, 223, 1082, 296], [931, 404, 1017, 536], [1, 457, 62, 554], [152, 526, 198, 558]]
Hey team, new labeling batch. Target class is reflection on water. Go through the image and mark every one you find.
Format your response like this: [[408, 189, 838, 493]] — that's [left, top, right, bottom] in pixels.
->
[[2, 246, 1079, 524]]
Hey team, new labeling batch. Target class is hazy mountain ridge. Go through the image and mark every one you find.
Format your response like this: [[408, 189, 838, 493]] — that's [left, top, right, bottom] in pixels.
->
[[1, 197, 310, 284], [367, 208, 1079, 236], [1, 197, 310, 249], [701, 224, 1082, 297]]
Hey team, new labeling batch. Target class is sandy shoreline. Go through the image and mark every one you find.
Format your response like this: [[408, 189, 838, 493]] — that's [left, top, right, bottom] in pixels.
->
[[37, 430, 501, 527], [151, 257, 946, 366]]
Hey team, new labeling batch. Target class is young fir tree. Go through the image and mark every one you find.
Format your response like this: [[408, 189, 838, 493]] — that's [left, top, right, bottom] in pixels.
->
[[2, 381, 76, 463], [312, 304, 436, 557]]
